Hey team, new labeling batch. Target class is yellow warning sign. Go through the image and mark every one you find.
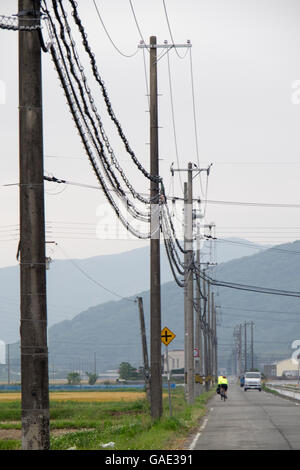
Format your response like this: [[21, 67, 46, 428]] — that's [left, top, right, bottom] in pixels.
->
[[161, 326, 176, 346]]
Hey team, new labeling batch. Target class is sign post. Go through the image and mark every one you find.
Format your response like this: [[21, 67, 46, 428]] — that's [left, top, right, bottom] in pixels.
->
[[161, 327, 176, 417]]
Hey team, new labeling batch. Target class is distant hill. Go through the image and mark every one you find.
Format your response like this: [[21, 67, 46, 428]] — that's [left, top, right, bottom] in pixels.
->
[[4, 240, 300, 379], [0, 238, 265, 343]]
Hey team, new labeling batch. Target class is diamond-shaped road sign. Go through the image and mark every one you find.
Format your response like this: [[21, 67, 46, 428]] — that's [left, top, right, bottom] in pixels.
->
[[161, 326, 176, 346]]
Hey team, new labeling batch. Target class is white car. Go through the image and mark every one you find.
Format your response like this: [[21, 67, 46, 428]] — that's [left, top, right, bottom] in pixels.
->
[[244, 372, 262, 391]]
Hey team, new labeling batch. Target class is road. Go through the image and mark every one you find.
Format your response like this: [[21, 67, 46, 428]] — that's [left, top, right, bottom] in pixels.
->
[[190, 384, 300, 450]]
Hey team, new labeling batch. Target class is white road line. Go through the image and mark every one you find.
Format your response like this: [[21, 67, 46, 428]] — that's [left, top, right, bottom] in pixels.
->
[[189, 418, 208, 450]]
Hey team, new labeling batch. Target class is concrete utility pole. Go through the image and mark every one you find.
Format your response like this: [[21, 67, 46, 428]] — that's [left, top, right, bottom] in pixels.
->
[[19, 0, 49, 450], [137, 297, 151, 402], [244, 322, 247, 373], [184, 163, 194, 404], [194, 223, 202, 397], [211, 292, 217, 381], [7, 344, 10, 385], [138, 38, 192, 418], [239, 324, 242, 377], [207, 280, 212, 386], [94, 352, 97, 376], [203, 276, 209, 391], [251, 321, 254, 371], [149, 36, 162, 420]]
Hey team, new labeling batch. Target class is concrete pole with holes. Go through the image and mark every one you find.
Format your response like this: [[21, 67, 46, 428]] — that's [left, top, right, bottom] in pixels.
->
[[19, 0, 50, 450]]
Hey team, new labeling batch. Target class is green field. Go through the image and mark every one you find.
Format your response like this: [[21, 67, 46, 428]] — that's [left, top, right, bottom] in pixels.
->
[[0, 388, 215, 450]]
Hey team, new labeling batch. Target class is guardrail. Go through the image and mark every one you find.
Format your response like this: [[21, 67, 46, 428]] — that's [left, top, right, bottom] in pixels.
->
[[265, 383, 300, 401]]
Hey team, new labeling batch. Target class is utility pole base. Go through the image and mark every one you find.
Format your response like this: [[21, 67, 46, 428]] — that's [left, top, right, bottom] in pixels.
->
[[22, 413, 50, 450]]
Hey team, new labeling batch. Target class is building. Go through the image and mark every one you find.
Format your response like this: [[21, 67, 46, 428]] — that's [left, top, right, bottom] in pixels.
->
[[163, 349, 184, 374], [264, 358, 300, 378]]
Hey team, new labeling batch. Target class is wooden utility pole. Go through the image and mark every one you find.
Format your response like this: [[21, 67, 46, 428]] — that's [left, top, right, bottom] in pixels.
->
[[184, 163, 194, 404], [19, 0, 49, 450], [149, 36, 162, 420], [137, 297, 151, 402]]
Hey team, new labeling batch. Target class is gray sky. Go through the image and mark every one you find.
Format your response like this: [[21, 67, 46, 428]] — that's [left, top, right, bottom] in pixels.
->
[[1, 0, 300, 268]]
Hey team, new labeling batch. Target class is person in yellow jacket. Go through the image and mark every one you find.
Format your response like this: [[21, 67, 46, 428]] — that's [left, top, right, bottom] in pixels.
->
[[219, 375, 228, 398]]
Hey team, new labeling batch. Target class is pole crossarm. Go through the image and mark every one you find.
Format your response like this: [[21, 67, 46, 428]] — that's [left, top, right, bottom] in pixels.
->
[[138, 42, 192, 49]]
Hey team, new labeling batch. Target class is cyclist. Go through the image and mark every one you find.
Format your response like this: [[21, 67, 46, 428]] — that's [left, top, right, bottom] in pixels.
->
[[217, 375, 224, 395], [220, 375, 228, 399]]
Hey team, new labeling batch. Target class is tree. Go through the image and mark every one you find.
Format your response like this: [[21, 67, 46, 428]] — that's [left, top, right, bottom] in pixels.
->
[[67, 372, 81, 385], [86, 372, 98, 385], [119, 362, 142, 380]]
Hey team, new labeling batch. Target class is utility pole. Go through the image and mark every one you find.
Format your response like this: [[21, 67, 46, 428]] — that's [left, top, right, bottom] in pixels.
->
[[203, 274, 209, 391], [239, 324, 242, 377], [139, 38, 192, 418], [194, 222, 202, 397], [211, 292, 217, 382], [207, 280, 212, 386], [149, 36, 162, 420], [7, 344, 10, 385], [137, 297, 151, 402], [244, 322, 247, 373], [251, 321, 254, 371], [184, 163, 194, 404], [94, 352, 97, 376], [19, 0, 49, 450]]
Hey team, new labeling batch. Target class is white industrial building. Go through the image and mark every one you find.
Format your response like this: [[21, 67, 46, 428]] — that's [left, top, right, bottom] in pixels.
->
[[163, 349, 184, 373], [264, 358, 300, 378]]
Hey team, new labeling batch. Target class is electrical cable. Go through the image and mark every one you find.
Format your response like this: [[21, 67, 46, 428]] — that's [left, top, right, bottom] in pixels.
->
[[92, 0, 139, 58], [42, 2, 153, 238], [128, 0, 149, 51], [68, 0, 160, 184], [57, 245, 135, 303], [166, 49, 183, 194], [162, 0, 189, 59], [53, 0, 153, 213]]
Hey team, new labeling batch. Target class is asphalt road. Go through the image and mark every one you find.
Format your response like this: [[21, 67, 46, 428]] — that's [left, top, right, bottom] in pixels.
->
[[191, 384, 300, 450]]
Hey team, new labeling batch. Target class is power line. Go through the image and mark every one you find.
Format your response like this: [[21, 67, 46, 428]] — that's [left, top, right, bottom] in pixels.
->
[[204, 199, 300, 208], [166, 49, 183, 193], [221, 305, 300, 317], [57, 245, 135, 303], [128, 0, 149, 50], [162, 0, 188, 59], [214, 238, 300, 256], [92, 0, 139, 58]]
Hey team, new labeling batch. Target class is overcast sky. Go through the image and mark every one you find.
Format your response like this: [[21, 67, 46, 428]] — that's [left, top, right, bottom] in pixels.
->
[[1, 0, 300, 269]]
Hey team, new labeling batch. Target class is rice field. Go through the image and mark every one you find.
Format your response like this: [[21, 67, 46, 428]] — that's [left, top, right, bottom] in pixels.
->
[[0, 388, 216, 450], [0, 391, 146, 402]]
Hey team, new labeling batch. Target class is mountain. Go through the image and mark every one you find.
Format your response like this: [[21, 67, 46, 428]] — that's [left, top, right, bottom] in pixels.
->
[[5, 239, 300, 379], [0, 238, 266, 344]]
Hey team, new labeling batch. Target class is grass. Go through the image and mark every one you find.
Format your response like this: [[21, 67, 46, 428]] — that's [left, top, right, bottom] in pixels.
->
[[0, 387, 215, 450], [262, 384, 280, 396]]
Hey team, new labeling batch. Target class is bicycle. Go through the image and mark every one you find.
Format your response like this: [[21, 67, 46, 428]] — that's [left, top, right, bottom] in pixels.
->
[[220, 386, 227, 401]]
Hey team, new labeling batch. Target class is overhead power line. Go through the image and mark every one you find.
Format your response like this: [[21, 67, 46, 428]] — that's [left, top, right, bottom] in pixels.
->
[[57, 245, 135, 303], [204, 199, 300, 208], [128, 0, 149, 50], [162, 0, 188, 59], [92, 0, 139, 58]]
